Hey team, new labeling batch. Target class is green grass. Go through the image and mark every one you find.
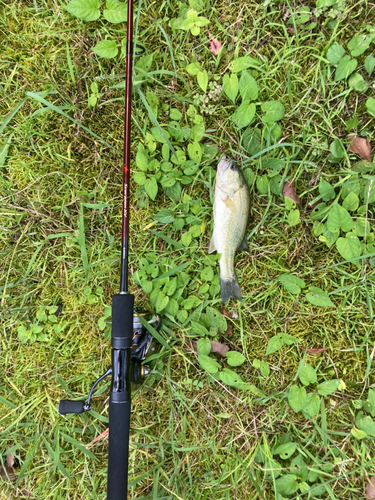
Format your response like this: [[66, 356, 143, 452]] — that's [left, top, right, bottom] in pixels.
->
[[1, 0, 375, 498]]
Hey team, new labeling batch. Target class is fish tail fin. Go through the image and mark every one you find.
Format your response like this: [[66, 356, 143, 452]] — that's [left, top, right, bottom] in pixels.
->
[[220, 277, 242, 303]]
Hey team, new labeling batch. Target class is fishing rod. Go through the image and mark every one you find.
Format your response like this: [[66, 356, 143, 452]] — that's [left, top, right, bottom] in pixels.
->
[[58, 0, 161, 498]]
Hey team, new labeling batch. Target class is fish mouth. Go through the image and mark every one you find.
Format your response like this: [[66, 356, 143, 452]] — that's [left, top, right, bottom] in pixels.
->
[[217, 154, 233, 173]]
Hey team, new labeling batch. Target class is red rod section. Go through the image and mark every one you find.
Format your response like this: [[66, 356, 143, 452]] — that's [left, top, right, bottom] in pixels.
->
[[120, 0, 133, 294]]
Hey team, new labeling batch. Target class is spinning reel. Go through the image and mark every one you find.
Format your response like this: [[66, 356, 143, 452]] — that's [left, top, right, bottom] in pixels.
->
[[58, 308, 161, 416]]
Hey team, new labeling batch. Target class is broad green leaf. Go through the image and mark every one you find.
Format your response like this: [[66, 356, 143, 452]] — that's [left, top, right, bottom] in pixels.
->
[[185, 62, 201, 75], [232, 100, 256, 128], [366, 98, 375, 117], [188, 141, 203, 163], [154, 292, 169, 313], [201, 266, 214, 281], [275, 474, 299, 495], [266, 334, 284, 355], [144, 176, 158, 200], [103, 0, 127, 23], [326, 44, 345, 65], [342, 175, 360, 199], [260, 361, 270, 377], [310, 202, 331, 221], [226, 351, 246, 367], [305, 287, 334, 307], [365, 55, 375, 77], [334, 55, 358, 81], [197, 337, 211, 356], [261, 101, 285, 123], [330, 138, 345, 159], [327, 204, 353, 232], [298, 363, 317, 386], [347, 34, 372, 57], [65, 0, 100, 21], [278, 274, 306, 295], [274, 442, 297, 459], [93, 40, 118, 59], [336, 235, 361, 260], [366, 389, 375, 416], [198, 354, 221, 374], [288, 209, 300, 226], [351, 427, 368, 440], [342, 192, 359, 212], [280, 333, 298, 345], [165, 298, 178, 317], [170, 109, 182, 121], [242, 127, 262, 156], [354, 217, 370, 237], [319, 178, 335, 201], [197, 70, 208, 93], [230, 56, 260, 73], [219, 368, 243, 387], [348, 72, 368, 92], [288, 6, 310, 24], [302, 393, 320, 418], [356, 414, 375, 437], [181, 232, 192, 247], [239, 71, 258, 100], [154, 209, 174, 224], [288, 385, 307, 412], [317, 379, 341, 396], [321, 225, 339, 248], [223, 73, 238, 102], [190, 321, 208, 336], [256, 174, 269, 195]]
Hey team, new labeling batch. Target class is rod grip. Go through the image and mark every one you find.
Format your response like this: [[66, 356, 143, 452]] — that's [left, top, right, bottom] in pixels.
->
[[58, 400, 85, 415], [111, 294, 134, 348], [107, 400, 131, 500]]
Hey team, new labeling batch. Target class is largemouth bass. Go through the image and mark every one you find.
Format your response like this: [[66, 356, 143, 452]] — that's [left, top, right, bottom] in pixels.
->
[[208, 155, 250, 303]]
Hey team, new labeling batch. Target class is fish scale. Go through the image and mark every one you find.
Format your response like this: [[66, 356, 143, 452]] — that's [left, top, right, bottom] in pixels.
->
[[208, 155, 250, 303]]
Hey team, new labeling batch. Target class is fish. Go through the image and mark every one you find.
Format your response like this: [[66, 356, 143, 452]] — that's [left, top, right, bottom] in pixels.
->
[[208, 155, 250, 303]]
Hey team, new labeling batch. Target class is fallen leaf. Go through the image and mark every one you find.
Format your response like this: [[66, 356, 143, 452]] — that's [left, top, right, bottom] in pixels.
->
[[0, 452, 16, 480], [282, 178, 300, 204], [365, 477, 375, 499], [208, 33, 222, 55], [348, 134, 372, 162], [221, 309, 231, 318], [210, 341, 229, 356], [298, 346, 329, 354], [192, 340, 229, 356]]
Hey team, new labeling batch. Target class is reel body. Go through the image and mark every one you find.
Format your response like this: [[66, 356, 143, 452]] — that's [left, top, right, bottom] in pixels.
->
[[58, 308, 160, 415]]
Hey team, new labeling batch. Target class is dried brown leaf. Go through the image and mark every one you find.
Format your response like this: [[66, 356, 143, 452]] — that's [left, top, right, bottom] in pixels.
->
[[225, 323, 233, 337], [208, 33, 222, 55], [282, 178, 300, 204], [348, 134, 372, 162], [365, 477, 375, 499], [192, 340, 229, 357], [210, 341, 229, 356], [0, 453, 16, 480]]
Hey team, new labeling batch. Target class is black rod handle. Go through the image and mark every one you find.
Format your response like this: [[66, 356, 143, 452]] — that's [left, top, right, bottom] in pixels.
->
[[107, 400, 131, 500]]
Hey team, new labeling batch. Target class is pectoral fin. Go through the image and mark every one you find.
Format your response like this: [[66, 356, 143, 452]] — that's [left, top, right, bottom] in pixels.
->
[[208, 235, 216, 254], [237, 234, 250, 253], [223, 197, 236, 212]]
